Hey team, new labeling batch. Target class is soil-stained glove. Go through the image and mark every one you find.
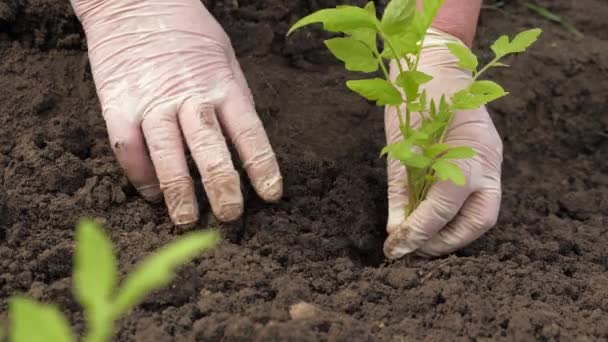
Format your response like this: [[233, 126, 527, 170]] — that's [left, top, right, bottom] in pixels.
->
[[70, 0, 283, 224], [384, 29, 503, 258]]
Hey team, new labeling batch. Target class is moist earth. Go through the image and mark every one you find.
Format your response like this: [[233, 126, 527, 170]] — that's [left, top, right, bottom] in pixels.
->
[[1, 0, 607, 341]]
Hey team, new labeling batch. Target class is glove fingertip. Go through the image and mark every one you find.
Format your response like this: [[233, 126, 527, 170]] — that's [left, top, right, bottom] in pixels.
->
[[383, 226, 417, 260]]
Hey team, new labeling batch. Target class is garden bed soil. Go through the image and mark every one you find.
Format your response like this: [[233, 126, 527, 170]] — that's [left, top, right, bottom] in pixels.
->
[[1, 0, 607, 340]]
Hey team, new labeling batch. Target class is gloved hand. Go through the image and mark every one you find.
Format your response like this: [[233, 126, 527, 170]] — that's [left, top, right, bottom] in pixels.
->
[[383, 29, 503, 258], [71, 0, 282, 224]]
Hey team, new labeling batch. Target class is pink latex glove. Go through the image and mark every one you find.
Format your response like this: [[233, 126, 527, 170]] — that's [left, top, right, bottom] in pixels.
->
[[70, 0, 283, 224], [383, 29, 503, 258]]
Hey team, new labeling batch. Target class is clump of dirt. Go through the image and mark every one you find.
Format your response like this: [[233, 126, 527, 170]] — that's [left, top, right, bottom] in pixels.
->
[[1, 0, 607, 340]]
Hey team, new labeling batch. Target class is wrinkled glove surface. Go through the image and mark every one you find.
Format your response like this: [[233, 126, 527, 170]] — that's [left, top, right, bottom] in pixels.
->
[[71, 0, 283, 224]]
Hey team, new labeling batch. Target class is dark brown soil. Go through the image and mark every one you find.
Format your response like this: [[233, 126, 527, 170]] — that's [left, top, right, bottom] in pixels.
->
[[1, 0, 607, 340]]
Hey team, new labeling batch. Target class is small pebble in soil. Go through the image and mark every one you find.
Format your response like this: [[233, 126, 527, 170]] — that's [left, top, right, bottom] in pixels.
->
[[289, 302, 322, 320]]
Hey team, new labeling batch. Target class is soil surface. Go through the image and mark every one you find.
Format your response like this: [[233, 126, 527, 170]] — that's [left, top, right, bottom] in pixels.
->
[[1, 0, 607, 341]]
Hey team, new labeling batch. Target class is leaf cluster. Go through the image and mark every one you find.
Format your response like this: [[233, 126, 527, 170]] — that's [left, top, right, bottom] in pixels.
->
[[7, 219, 220, 342], [288, 0, 541, 211]]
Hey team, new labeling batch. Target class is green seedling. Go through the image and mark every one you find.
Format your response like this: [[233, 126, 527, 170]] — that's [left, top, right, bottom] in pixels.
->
[[7, 219, 220, 342], [525, 2, 583, 38], [288, 0, 541, 216]]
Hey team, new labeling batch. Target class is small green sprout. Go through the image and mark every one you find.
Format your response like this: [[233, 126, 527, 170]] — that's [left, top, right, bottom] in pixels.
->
[[525, 2, 583, 38], [288, 0, 541, 216], [7, 219, 220, 342]]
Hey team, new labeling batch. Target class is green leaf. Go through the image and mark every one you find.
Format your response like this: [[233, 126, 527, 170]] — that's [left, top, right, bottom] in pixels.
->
[[490, 35, 509, 57], [381, 30, 419, 59], [287, 6, 379, 35], [383, 141, 431, 168], [490, 28, 542, 57], [383, 141, 410, 159], [404, 129, 431, 146], [381, 141, 406, 157], [74, 219, 117, 322], [380, 0, 416, 35], [420, 0, 444, 30], [350, 28, 378, 53], [432, 160, 466, 186], [419, 90, 427, 112], [9, 297, 74, 342], [420, 120, 446, 137], [510, 29, 543, 52], [411, 0, 444, 36], [429, 98, 437, 119], [396, 70, 433, 100], [347, 2, 378, 52], [451, 80, 508, 110], [446, 43, 478, 72], [112, 230, 221, 316], [380, 141, 432, 169], [424, 143, 450, 159], [400, 154, 432, 169], [346, 78, 402, 106], [74, 219, 117, 339], [441, 146, 476, 159], [324, 37, 378, 73], [363, 1, 376, 15]]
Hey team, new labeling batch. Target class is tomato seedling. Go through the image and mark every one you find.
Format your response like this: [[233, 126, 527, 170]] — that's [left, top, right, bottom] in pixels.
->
[[288, 0, 540, 216], [7, 219, 220, 342]]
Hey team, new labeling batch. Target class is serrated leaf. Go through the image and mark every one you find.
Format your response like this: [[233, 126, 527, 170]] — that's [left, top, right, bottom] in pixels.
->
[[381, 30, 419, 59], [441, 146, 476, 159], [380, 0, 416, 35], [424, 143, 451, 158], [510, 28, 543, 52], [432, 160, 466, 186], [446, 43, 478, 72], [490, 29, 542, 57], [490, 35, 510, 57], [346, 78, 402, 106], [9, 297, 74, 342], [451, 80, 508, 110], [324, 37, 378, 73], [112, 230, 221, 316], [74, 219, 117, 337], [396, 70, 433, 100], [287, 6, 379, 35]]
